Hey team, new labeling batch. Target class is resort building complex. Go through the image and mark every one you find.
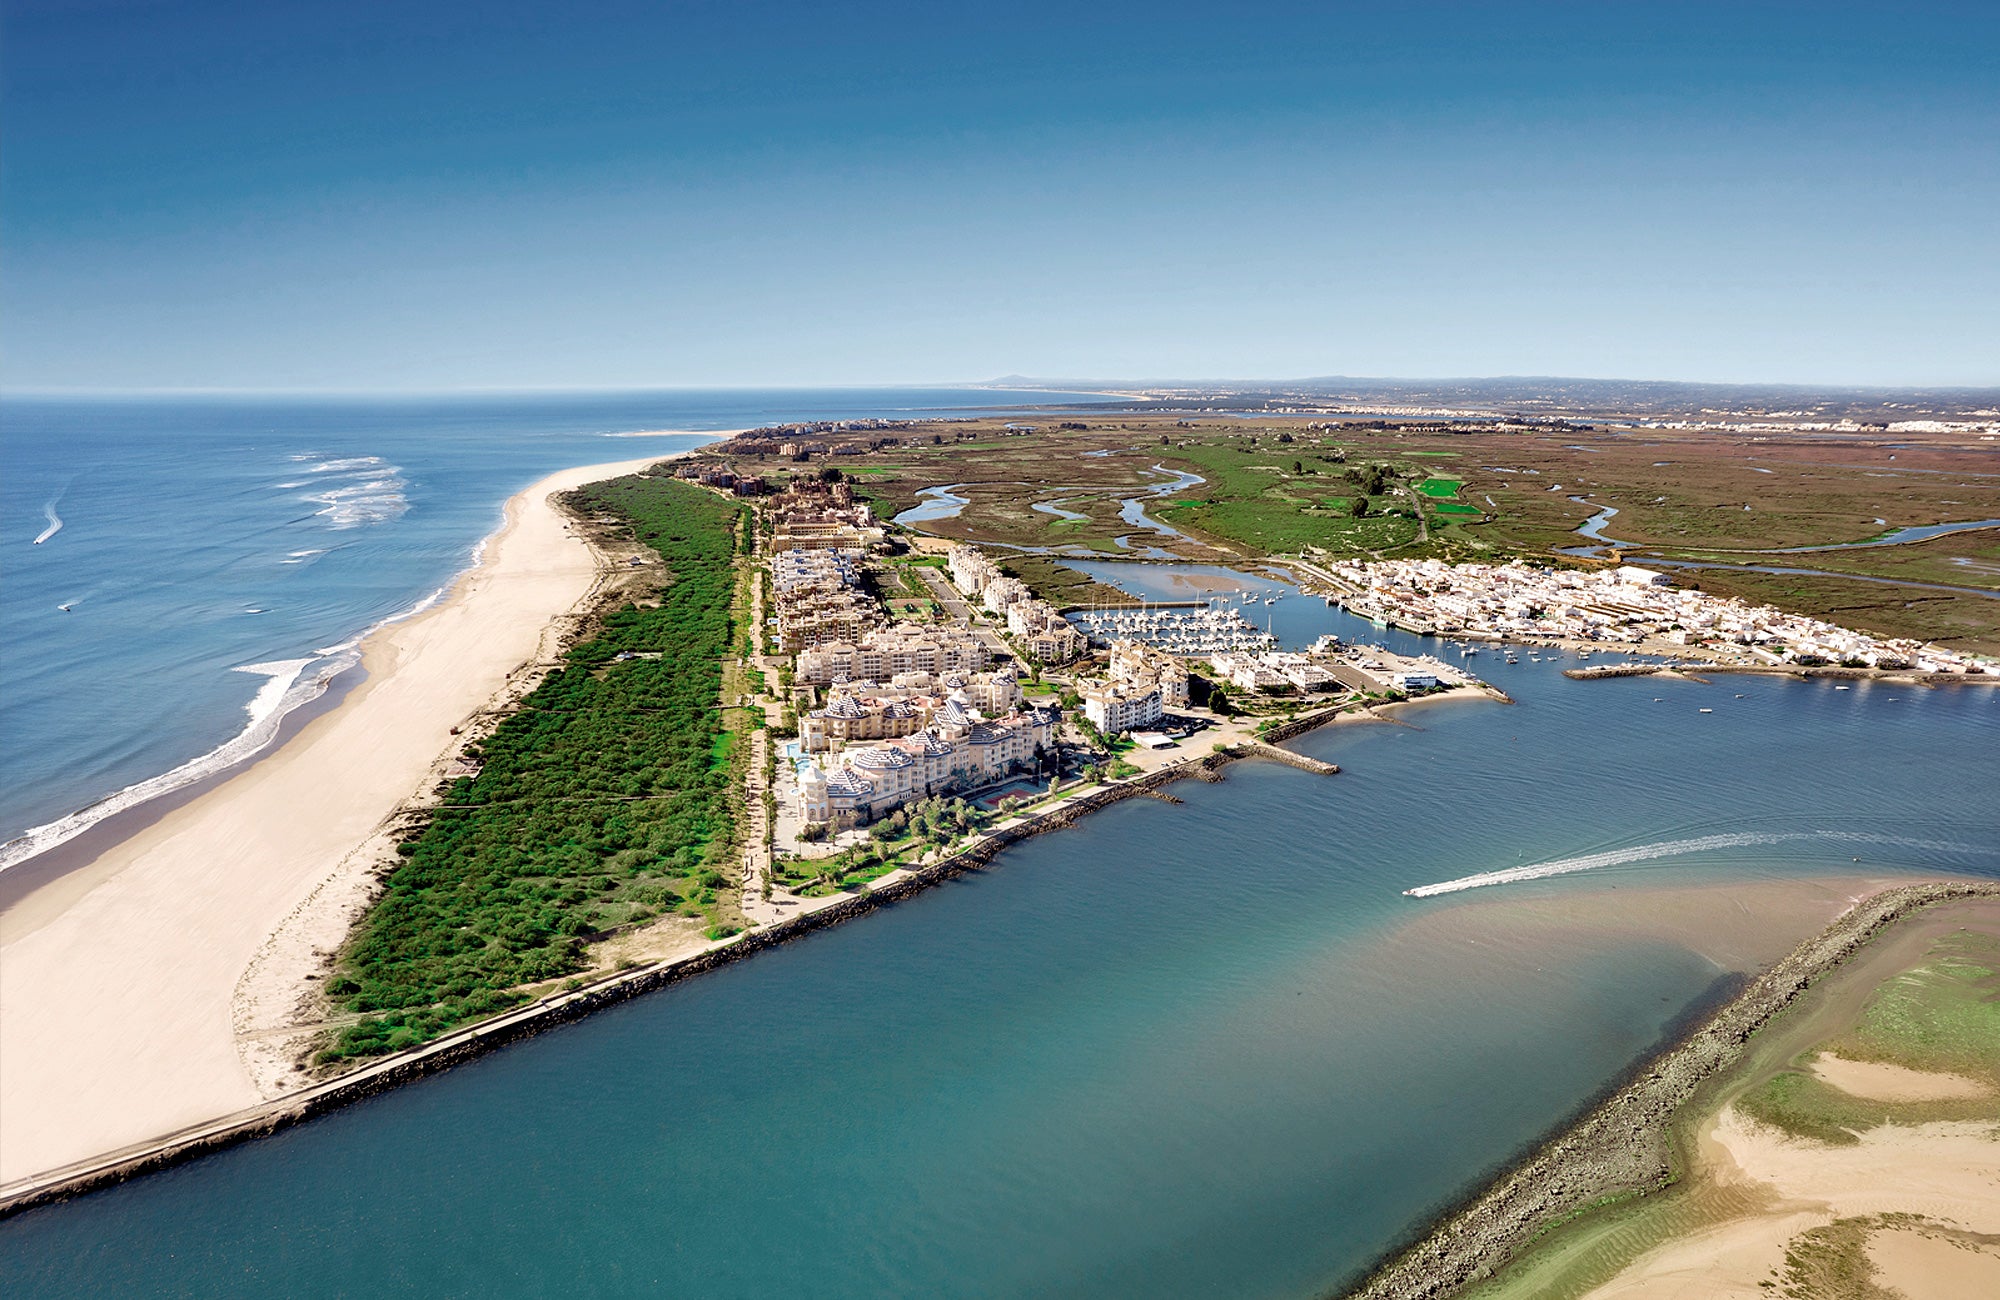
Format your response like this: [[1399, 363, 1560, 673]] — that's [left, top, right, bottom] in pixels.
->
[[1080, 681, 1163, 735], [796, 702, 1058, 828], [795, 625, 994, 684], [800, 669, 1025, 752], [951, 544, 1085, 664]]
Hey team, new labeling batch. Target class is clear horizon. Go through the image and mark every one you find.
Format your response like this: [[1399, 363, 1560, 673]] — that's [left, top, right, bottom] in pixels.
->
[[4, 1, 1997, 390], [7, 371, 2000, 400]]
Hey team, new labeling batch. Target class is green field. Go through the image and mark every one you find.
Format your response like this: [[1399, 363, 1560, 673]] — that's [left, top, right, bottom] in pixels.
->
[[1737, 928, 2000, 1143], [321, 475, 747, 1062], [1418, 477, 1466, 498], [1154, 495, 1422, 553]]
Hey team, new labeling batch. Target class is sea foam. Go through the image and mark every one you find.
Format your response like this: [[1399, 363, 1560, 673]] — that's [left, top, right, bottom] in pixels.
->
[[0, 656, 348, 873], [293, 455, 410, 528]]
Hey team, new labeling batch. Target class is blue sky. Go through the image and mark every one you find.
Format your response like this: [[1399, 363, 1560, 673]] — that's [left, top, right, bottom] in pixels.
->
[[3, 1, 1996, 389]]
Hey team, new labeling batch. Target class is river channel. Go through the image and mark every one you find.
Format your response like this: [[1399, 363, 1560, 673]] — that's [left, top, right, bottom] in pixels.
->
[[4, 563, 1997, 1299]]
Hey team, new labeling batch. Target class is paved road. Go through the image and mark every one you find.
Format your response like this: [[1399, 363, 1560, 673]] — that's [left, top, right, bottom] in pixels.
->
[[916, 567, 1012, 660]]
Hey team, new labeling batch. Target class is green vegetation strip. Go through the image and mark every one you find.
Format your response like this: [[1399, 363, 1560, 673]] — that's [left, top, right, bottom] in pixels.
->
[[1418, 477, 1465, 498], [1737, 928, 2000, 1144], [322, 476, 746, 1062]]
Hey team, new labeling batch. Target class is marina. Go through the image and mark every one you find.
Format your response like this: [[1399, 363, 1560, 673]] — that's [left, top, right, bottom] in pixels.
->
[[1066, 599, 1278, 654]]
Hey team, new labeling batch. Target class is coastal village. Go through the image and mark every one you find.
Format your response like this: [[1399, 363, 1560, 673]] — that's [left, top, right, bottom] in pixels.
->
[[1299, 556, 1994, 674], [711, 446, 1994, 873], [741, 466, 1477, 858]]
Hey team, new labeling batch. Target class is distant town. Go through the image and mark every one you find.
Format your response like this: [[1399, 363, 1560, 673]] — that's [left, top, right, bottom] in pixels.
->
[[1301, 556, 1994, 675]]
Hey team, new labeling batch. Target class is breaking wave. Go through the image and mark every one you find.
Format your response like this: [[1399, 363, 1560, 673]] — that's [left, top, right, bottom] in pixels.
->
[[289, 453, 409, 528], [1404, 831, 1993, 898], [0, 656, 352, 872]]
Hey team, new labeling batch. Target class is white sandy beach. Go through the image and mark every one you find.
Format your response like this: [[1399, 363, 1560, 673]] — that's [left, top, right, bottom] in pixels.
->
[[0, 455, 668, 1188]]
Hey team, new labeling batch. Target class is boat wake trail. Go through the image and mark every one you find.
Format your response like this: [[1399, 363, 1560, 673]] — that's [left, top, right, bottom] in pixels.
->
[[33, 500, 63, 545], [1404, 831, 1992, 898]]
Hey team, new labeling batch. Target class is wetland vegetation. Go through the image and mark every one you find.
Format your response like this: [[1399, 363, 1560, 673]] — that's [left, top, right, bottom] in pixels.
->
[[710, 411, 1999, 651]]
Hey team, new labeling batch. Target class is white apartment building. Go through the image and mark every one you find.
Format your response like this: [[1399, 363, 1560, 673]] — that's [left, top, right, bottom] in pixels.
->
[[796, 624, 992, 683], [983, 576, 1030, 614], [1081, 682, 1163, 734], [947, 544, 1001, 596], [1107, 639, 1191, 707], [797, 701, 1057, 827]]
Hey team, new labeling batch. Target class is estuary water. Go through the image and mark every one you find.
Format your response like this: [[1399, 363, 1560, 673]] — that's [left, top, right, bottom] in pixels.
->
[[3, 559, 1996, 1299], [0, 389, 1092, 863]]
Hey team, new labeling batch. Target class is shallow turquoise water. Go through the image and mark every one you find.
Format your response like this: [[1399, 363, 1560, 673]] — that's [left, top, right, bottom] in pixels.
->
[[2, 569, 1996, 1298]]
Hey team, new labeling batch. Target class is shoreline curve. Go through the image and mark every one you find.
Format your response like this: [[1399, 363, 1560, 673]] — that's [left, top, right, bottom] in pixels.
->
[[0, 453, 680, 1188]]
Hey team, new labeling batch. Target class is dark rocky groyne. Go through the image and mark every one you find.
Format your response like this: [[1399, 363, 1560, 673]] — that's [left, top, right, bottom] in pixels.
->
[[1337, 878, 2000, 1300], [0, 709, 1410, 1219], [0, 752, 1248, 1219]]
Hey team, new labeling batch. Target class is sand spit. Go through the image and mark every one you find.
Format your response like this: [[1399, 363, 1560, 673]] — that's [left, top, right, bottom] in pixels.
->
[[0, 455, 670, 1190], [1340, 879, 2000, 1300], [1579, 1110, 2000, 1298]]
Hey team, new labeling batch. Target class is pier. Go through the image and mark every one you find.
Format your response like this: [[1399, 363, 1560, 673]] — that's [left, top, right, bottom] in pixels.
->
[[1235, 740, 1341, 775]]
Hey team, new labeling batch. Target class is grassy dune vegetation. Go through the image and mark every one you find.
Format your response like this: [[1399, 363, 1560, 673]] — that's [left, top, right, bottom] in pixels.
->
[[321, 475, 746, 1062], [1459, 913, 2000, 1300]]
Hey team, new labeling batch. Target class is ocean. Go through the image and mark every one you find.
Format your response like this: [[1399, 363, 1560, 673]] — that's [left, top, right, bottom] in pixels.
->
[[0, 389, 1096, 864], [3, 409, 1998, 1297], [2, 553, 1996, 1297]]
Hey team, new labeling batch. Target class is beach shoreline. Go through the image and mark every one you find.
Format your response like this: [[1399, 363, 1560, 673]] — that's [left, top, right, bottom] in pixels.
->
[[0, 467, 1481, 1206], [0, 452, 678, 1188]]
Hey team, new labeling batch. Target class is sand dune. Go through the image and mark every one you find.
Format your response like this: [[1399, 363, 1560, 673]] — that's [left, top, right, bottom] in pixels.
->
[[0, 456, 665, 1188]]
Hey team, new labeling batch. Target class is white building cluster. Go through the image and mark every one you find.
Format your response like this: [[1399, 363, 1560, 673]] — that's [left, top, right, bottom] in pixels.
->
[[796, 699, 1058, 828], [770, 548, 879, 652], [800, 669, 1025, 752], [1007, 599, 1087, 664], [1206, 651, 1340, 694], [1078, 639, 1194, 734], [949, 544, 1083, 664], [1324, 558, 1990, 673], [795, 623, 994, 684]]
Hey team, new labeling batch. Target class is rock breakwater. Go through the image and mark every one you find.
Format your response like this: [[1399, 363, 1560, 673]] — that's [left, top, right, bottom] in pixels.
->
[[1339, 878, 2000, 1300]]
